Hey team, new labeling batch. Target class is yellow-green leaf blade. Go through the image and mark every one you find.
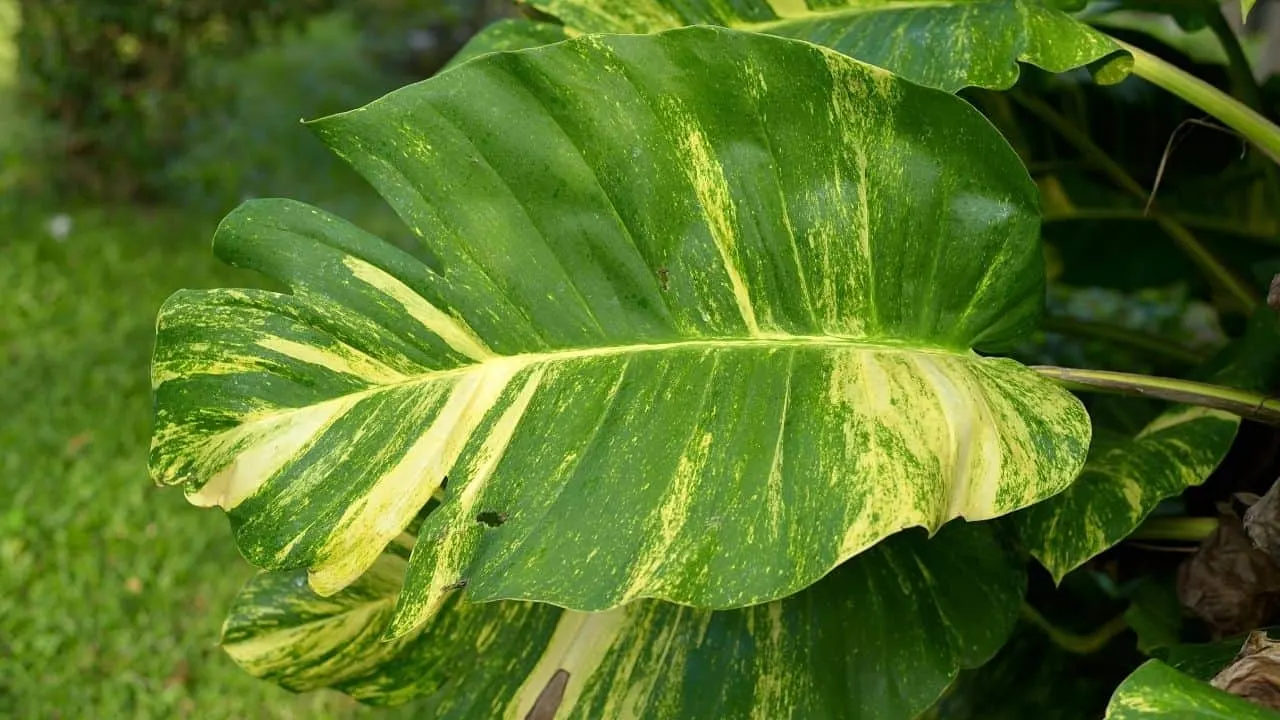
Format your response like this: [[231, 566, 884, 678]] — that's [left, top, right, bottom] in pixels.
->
[[151, 28, 1090, 631]]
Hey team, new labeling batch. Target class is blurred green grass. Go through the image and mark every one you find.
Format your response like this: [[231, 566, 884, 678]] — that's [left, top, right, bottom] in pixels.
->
[[0, 7, 422, 717], [0, 210, 376, 717]]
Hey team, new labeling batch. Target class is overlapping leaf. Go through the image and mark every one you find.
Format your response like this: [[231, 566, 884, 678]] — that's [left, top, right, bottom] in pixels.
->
[[1105, 660, 1279, 719], [151, 28, 1090, 636], [515, 0, 1128, 92], [1014, 405, 1238, 581], [1014, 310, 1280, 580], [222, 523, 1025, 719]]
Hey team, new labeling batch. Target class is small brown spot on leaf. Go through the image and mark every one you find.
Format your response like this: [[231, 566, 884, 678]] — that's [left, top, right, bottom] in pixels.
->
[[442, 578, 468, 592], [526, 669, 570, 720], [657, 267, 670, 291]]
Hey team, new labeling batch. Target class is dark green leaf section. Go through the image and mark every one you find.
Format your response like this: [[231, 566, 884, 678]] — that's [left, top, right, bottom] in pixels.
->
[[442, 18, 568, 71], [924, 623, 1122, 719], [1014, 405, 1238, 581], [526, 0, 1125, 92], [1162, 629, 1280, 681], [222, 523, 1025, 719], [1105, 660, 1280, 719]]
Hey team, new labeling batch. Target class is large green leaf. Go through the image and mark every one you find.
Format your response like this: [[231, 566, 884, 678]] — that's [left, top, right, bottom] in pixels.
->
[[1105, 660, 1279, 719], [151, 28, 1090, 635], [221, 522, 1025, 718], [522, 0, 1127, 92], [442, 18, 568, 71], [1014, 404, 1238, 581]]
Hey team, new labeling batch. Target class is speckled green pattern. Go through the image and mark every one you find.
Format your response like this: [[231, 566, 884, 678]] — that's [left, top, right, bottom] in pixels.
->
[[1105, 660, 1278, 719], [223, 523, 1025, 718], [1014, 405, 1238, 581], [524, 0, 1123, 92], [442, 18, 568, 71], [151, 28, 1090, 634]]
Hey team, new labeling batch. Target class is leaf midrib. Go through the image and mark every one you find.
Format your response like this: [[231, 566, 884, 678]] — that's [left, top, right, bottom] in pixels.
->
[[274, 333, 972, 403], [180, 333, 977, 484]]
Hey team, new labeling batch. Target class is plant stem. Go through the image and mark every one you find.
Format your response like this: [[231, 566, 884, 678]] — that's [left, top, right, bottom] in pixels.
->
[[1115, 38, 1280, 165], [1013, 92, 1262, 312], [1020, 602, 1130, 655], [1201, 10, 1280, 211], [1033, 365, 1280, 425], [1042, 316, 1209, 366], [1130, 516, 1219, 542]]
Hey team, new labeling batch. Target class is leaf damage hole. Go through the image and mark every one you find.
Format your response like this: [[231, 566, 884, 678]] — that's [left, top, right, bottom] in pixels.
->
[[526, 669, 570, 720], [442, 578, 468, 592], [476, 510, 508, 527]]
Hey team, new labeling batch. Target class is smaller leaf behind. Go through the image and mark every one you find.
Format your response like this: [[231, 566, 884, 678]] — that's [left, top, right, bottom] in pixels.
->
[[441, 18, 568, 72], [523, 0, 1128, 93], [1015, 405, 1238, 582], [1014, 309, 1280, 581], [219, 522, 1025, 720]]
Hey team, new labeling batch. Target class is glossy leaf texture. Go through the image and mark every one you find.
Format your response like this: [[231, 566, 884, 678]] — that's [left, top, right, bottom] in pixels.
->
[[1105, 660, 1279, 719], [221, 523, 1025, 719], [150, 28, 1090, 635], [1014, 405, 1238, 581], [520, 0, 1127, 92]]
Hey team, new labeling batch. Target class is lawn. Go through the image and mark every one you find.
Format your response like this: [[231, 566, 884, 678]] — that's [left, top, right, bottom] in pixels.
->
[[0, 8, 423, 716], [0, 208, 385, 717]]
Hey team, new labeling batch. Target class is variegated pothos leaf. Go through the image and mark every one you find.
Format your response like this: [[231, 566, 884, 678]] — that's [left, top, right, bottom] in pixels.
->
[[151, 28, 1090, 637], [1014, 405, 1238, 581], [1014, 309, 1280, 581], [1105, 660, 1279, 719], [222, 522, 1026, 719], [518, 0, 1128, 92]]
